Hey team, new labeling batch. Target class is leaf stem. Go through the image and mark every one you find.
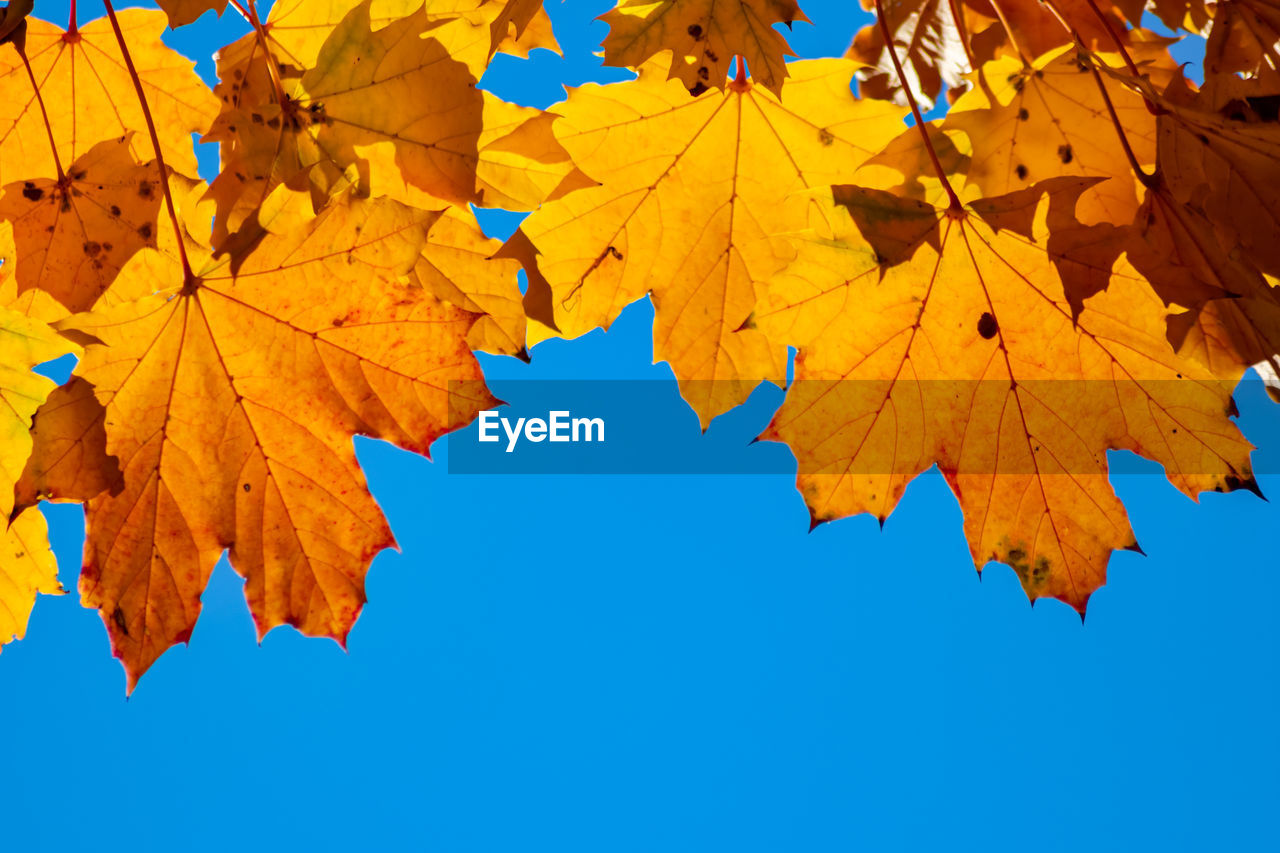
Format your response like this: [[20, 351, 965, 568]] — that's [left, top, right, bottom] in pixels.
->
[[102, 0, 194, 284], [1087, 60, 1158, 190], [873, 0, 962, 213], [734, 54, 747, 84], [228, 0, 289, 108], [16, 42, 65, 181], [68, 0, 77, 37]]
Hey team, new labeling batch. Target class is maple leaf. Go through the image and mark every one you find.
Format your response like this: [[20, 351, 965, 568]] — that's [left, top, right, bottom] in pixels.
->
[[412, 206, 530, 357], [485, 0, 555, 57], [600, 0, 808, 96], [1105, 69, 1280, 383], [759, 178, 1255, 610], [848, 0, 1135, 109], [14, 376, 123, 512], [59, 186, 496, 689], [1205, 0, 1280, 86], [0, 10, 218, 181], [941, 39, 1175, 227], [0, 135, 188, 313], [255, 0, 553, 81], [1, 508, 62, 649], [1138, 0, 1213, 32], [203, 1, 573, 244], [156, 0, 229, 29], [847, 0, 971, 110], [0, 303, 74, 649], [514, 57, 907, 425]]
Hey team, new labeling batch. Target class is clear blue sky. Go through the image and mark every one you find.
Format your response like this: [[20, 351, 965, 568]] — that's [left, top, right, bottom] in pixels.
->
[[5, 2, 1279, 851]]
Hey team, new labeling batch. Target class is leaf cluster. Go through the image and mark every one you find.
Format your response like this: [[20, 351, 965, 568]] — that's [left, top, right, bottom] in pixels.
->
[[0, 0, 1276, 688]]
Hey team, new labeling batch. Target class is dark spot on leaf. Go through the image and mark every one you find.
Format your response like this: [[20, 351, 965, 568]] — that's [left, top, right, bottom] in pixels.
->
[[138, 180, 153, 198], [977, 311, 998, 339], [706, 49, 718, 62], [698, 66, 710, 81], [138, 223, 153, 240], [243, 483, 251, 492], [607, 246, 623, 260], [687, 23, 703, 40], [690, 81, 708, 96], [110, 205, 121, 217], [819, 128, 834, 146], [21, 182, 42, 201], [83, 241, 102, 257], [1058, 144, 1073, 164], [112, 606, 129, 636], [1015, 164, 1028, 180], [1017, 107, 1029, 120]]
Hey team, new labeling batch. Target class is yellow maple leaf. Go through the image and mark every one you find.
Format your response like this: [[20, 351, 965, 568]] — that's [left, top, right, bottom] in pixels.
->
[[760, 178, 1255, 610], [60, 187, 496, 689], [203, 1, 574, 244], [942, 41, 1175, 227], [600, 0, 808, 95], [0, 10, 217, 181], [517, 57, 907, 425], [0, 303, 74, 649], [155, 0, 229, 29], [1, 508, 63, 650], [0, 135, 195, 313]]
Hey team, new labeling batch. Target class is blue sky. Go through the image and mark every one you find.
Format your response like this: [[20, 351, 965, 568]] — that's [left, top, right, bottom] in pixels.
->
[[5, 2, 1279, 851]]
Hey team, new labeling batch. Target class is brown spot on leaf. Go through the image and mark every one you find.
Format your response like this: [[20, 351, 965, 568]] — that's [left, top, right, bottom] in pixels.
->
[[138, 223, 153, 240], [110, 205, 121, 217], [687, 23, 703, 40], [21, 182, 43, 202], [977, 311, 998, 339], [1015, 164, 1029, 180], [138, 180, 154, 199], [1058, 144, 1073, 164], [83, 241, 102, 257]]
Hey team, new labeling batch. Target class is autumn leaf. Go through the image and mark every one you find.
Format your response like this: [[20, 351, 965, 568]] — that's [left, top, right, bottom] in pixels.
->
[[600, 0, 808, 95], [1205, 0, 1280, 86], [14, 376, 123, 513], [0, 303, 74, 649], [156, 0, 229, 29], [60, 187, 496, 689], [411, 206, 529, 357], [485, 0, 556, 57], [515, 57, 907, 425], [1069, 65, 1280, 385], [204, 1, 573, 244], [255, 0, 553, 81], [0, 10, 217, 181], [848, 0, 1136, 109], [847, 0, 971, 110], [1, 508, 62, 649], [759, 178, 1255, 610], [0, 135, 182, 313], [941, 39, 1175, 227]]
